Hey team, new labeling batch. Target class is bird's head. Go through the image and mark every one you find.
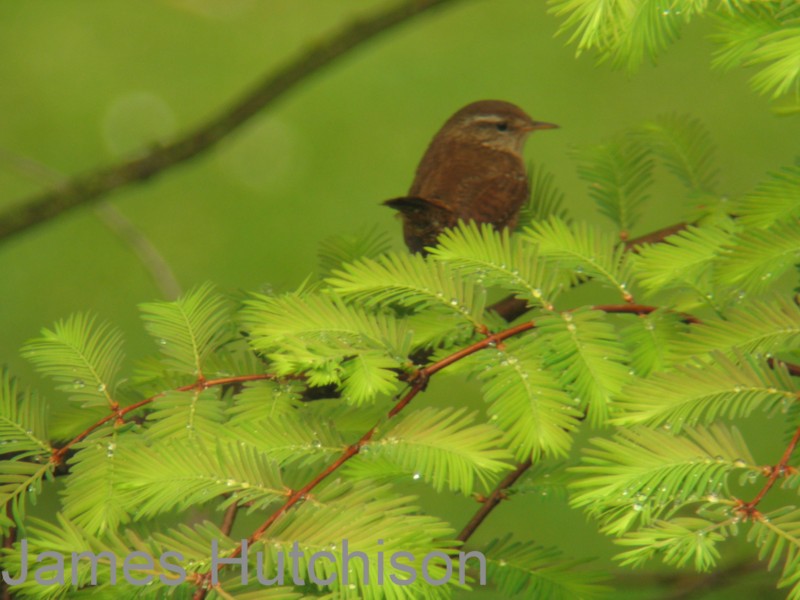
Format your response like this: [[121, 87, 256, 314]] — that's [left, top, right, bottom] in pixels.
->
[[440, 100, 557, 153]]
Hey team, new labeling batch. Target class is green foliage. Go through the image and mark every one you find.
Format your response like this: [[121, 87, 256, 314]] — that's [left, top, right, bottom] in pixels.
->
[[570, 423, 754, 535], [613, 352, 797, 429], [536, 308, 631, 425], [242, 292, 409, 404], [3, 112, 800, 599], [619, 309, 689, 376], [573, 136, 653, 234], [0, 371, 51, 534], [614, 517, 728, 571], [327, 252, 487, 328], [482, 536, 609, 598], [317, 227, 393, 277], [21, 313, 125, 408], [139, 282, 233, 379], [429, 222, 562, 310], [717, 218, 800, 292], [469, 334, 582, 460], [749, 507, 800, 598], [550, 0, 800, 111], [350, 407, 512, 494], [517, 163, 572, 226], [525, 216, 635, 301], [637, 113, 719, 195], [634, 224, 735, 302], [735, 164, 800, 227], [119, 438, 286, 518]]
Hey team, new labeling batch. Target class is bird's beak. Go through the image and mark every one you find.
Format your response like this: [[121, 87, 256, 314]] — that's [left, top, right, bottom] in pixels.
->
[[527, 121, 559, 131]]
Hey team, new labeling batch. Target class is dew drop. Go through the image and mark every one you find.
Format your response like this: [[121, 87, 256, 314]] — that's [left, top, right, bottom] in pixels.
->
[[412, 472, 421, 480], [72, 379, 86, 389]]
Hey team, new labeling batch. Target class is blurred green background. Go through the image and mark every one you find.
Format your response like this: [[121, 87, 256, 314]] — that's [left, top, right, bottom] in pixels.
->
[[1, 1, 799, 597]]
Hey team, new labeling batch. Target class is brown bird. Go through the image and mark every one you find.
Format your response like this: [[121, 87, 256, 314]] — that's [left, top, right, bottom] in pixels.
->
[[385, 100, 557, 254]]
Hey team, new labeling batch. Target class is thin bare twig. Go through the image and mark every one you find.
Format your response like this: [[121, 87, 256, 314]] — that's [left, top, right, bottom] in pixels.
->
[[94, 204, 182, 299], [0, 0, 464, 243], [457, 458, 533, 543], [738, 423, 800, 518], [0, 147, 181, 298], [220, 503, 239, 538]]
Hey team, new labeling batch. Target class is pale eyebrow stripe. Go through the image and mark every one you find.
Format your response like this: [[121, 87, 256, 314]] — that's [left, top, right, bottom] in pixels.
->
[[470, 116, 504, 124]]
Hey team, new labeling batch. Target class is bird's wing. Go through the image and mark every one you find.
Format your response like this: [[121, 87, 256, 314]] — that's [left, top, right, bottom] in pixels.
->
[[465, 172, 529, 228]]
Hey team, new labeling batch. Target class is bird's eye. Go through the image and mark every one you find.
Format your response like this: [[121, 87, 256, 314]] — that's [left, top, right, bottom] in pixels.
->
[[495, 122, 508, 132]]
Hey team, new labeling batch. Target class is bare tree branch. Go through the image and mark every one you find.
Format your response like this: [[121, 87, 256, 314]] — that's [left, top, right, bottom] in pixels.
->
[[0, 0, 465, 244], [0, 148, 182, 299]]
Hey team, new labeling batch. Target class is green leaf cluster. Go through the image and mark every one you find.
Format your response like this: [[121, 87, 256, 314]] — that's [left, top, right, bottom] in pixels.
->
[[550, 0, 800, 112], [3, 112, 800, 598]]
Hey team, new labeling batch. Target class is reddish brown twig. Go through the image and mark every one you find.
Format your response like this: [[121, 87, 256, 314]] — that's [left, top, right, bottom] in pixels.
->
[[624, 222, 690, 251], [191, 320, 537, 599], [592, 303, 701, 324], [50, 373, 278, 464], [736, 424, 800, 519], [220, 503, 239, 538], [457, 458, 533, 543]]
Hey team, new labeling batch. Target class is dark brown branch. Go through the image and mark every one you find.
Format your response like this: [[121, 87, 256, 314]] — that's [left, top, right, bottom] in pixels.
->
[[624, 221, 690, 251], [0, 0, 464, 243], [592, 303, 702, 324], [457, 458, 532, 543], [220, 503, 239, 538]]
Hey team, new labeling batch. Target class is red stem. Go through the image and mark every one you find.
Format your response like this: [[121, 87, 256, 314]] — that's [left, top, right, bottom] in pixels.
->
[[51, 373, 277, 463], [191, 320, 537, 597], [739, 424, 800, 516]]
